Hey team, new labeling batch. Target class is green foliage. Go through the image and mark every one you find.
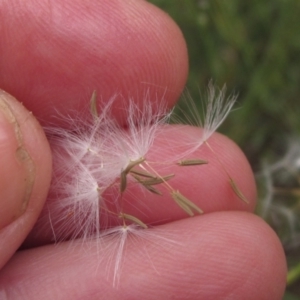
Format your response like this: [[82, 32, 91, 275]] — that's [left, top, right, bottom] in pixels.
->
[[150, 0, 300, 168], [150, 0, 300, 297]]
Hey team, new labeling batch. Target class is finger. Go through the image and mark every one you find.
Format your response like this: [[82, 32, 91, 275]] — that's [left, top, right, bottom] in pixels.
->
[[0, 212, 286, 300], [120, 126, 257, 220], [25, 126, 256, 246], [0, 90, 52, 269], [0, 0, 188, 125]]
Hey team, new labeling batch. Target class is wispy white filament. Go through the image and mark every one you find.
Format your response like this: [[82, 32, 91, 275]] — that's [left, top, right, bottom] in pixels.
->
[[259, 139, 300, 249], [40, 84, 240, 284]]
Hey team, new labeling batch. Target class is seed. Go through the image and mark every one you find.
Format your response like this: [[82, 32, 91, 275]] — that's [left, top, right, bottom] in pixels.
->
[[120, 171, 127, 193], [229, 178, 249, 203], [177, 159, 208, 166], [121, 157, 146, 193], [129, 168, 157, 178], [136, 174, 174, 186], [142, 184, 163, 195], [123, 157, 146, 175], [89, 90, 98, 118], [119, 213, 148, 229], [171, 190, 203, 215]]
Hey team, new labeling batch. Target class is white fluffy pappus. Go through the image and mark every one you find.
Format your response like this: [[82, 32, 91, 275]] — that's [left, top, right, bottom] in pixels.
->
[[37, 84, 246, 286], [258, 139, 300, 250], [96, 224, 181, 287], [172, 82, 237, 158], [41, 96, 171, 240]]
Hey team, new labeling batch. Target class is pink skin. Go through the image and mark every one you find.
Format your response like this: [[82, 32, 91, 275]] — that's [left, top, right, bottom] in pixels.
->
[[1, 213, 286, 300], [25, 127, 257, 246], [0, 0, 186, 126], [0, 0, 286, 299]]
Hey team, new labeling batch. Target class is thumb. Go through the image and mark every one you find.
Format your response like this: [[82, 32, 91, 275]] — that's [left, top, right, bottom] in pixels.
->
[[0, 90, 52, 269]]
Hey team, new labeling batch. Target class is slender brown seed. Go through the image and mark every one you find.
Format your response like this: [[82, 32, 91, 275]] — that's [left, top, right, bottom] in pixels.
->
[[136, 174, 175, 186], [120, 213, 148, 229], [129, 168, 157, 178], [120, 171, 127, 193], [130, 174, 163, 195], [120, 157, 146, 192], [123, 157, 146, 174], [171, 190, 204, 215], [229, 178, 249, 204], [142, 184, 163, 195], [177, 159, 208, 166], [171, 193, 194, 216], [90, 90, 98, 118]]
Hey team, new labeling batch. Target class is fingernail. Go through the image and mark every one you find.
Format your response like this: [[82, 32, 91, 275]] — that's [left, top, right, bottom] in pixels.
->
[[0, 95, 35, 230]]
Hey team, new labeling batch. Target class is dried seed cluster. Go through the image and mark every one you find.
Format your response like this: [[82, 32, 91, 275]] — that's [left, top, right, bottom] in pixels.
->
[[40, 84, 249, 285]]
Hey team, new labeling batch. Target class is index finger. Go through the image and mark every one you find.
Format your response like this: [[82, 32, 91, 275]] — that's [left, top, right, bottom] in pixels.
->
[[0, 0, 188, 126]]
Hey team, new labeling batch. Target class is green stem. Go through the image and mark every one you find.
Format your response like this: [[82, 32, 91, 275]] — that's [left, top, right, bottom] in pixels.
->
[[287, 262, 300, 286]]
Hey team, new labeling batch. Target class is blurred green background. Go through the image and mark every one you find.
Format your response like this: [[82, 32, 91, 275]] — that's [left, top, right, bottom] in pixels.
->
[[149, 0, 300, 298]]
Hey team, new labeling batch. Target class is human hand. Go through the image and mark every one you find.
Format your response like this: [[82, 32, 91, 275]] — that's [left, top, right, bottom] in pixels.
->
[[0, 0, 286, 299]]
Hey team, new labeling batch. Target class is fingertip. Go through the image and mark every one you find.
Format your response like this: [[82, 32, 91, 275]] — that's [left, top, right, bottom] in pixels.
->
[[167, 126, 257, 212], [203, 130, 257, 209], [0, 90, 52, 269], [194, 212, 287, 300], [0, 212, 286, 300], [164, 212, 287, 300], [119, 125, 257, 224], [118, 212, 286, 300], [0, 0, 188, 125]]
